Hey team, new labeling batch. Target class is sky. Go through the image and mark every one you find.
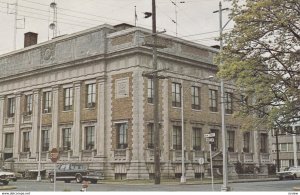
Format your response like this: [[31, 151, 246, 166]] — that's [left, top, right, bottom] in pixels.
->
[[0, 0, 233, 55]]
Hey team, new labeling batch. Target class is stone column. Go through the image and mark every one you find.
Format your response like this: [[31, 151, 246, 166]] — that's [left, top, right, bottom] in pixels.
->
[[0, 96, 4, 155], [96, 78, 105, 157], [72, 82, 81, 157], [13, 94, 21, 158], [51, 86, 59, 149], [127, 70, 149, 179], [161, 79, 174, 177], [253, 131, 259, 165], [30, 90, 40, 158]]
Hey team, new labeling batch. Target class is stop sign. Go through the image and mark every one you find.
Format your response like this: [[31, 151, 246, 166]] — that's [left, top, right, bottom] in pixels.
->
[[50, 148, 59, 163]]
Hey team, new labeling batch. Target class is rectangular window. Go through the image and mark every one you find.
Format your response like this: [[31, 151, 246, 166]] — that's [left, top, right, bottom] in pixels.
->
[[210, 129, 218, 151], [191, 86, 201, 110], [228, 130, 235, 152], [62, 128, 71, 151], [117, 123, 128, 149], [260, 133, 268, 153], [225, 92, 233, 114], [25, 94, 33, 115], [43, 91, 52, 113], [193, 127, 201, 150], [280, 143, 287, 152], [148, 123, 154, 149], [8, 97, 15, 117], [5, 133, 14, 148], [172, 82, 181, 107], [173, 126, 182, 150], [243, 132, 250, 153], [23, 131, 30, 152], [64, 88, 73, 111], [85, 126, 95, 150], [147, 79, 154, 104], [42, 130, 49, 151], [209, 89, 218, 112], [86, 84, 96, 108]]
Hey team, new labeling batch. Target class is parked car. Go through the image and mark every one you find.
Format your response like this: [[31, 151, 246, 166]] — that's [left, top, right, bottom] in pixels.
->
[[0, 167, 20, 182], [276, 167, 300, 180], [0, 172, 10, 185], [48, 163, 104, 184]]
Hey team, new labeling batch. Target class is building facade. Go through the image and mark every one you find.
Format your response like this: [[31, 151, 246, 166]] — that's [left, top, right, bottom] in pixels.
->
[[0, 24, 272, 179], [271, 123, 300, 171]]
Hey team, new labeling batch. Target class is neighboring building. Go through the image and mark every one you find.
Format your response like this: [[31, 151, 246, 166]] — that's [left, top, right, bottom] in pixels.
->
[[271, 123, 300, 171], [0, 23, 272, 180]]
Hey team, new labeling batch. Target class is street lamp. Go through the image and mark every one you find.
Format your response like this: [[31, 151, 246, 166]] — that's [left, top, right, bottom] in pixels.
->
[[213, 1, 230, 191], [170, 0, 185, 36], [180, 75, 213, 183]]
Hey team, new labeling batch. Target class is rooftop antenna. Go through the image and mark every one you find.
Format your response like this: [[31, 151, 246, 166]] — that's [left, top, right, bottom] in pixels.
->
[[49, 1, 57, 38]]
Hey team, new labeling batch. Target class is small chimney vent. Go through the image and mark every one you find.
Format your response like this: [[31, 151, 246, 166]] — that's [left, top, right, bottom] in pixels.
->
[[24, 32, 38, 47]]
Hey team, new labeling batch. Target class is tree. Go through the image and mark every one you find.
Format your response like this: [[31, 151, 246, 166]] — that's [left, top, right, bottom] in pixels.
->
[[218, 0, 300, 133]]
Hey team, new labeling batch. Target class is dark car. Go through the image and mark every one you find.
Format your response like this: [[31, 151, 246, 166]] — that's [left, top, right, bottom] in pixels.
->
[[48, 163, 104, 184]]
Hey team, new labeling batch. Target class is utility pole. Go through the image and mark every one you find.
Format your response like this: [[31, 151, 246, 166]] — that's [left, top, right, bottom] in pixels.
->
[[152, 0, 160, 185], [213, 1, 230, 191]]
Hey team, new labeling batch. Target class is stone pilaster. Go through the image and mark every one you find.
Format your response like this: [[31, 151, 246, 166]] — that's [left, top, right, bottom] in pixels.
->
[[30, 90, 40, 158], [161, 79, 172, 177], [253, 131, 259, 165], [96, 78, 106, 157], [73, 82, 81, 157], [51, 86, 59, 149], [0, 96, 4, 155], [127, 69, 149, 179], [13, 94, 21, 158]]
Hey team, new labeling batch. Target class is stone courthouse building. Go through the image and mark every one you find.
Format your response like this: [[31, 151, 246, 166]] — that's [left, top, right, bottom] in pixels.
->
[[0, 23, 272, 179]]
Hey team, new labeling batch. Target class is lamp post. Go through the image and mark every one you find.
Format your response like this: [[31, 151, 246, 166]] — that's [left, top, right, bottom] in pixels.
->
[[37, 94, 43, 181], [171, 0, 185, 36], [180, 76, 213, 183], [213, 1, 230, 191]]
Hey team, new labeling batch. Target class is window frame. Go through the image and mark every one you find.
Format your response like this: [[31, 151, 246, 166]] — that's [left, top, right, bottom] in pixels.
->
[[25, 94, 33, 115], [193, 127, 202, 150], [191, 86, 201, 110], [64, 87, 73, 111], [173, 126, 182, 150], [43, 91, 52, 113], [227, 130, 235, 152], [147, 123, 154, 149], [147, 78, 154, 104], [23, 131, 31, 152], [116, 123, 128, 149], [172, 82, 182, 108], [85, 126, 95, 150], [62, 128, 71, 151], [225, 92, 233, 114], [86, 83, 96, 108], [7, 97, 15, 117], [42, 130, 50, 152], [5, 133, 14, 148], [209, 89, 218, 112]]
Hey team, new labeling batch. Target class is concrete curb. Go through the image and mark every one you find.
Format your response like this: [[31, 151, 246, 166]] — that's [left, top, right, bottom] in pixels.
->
[[0, 186, 17, 190]]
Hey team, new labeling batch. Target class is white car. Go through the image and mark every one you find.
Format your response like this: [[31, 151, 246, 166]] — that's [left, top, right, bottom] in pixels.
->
[[276, 167, 300, 180]]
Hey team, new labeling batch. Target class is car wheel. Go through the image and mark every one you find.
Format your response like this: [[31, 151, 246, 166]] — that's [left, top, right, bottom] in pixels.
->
[[12, 178, 17, 182], [91, 179, 97, 184], [49, 176, 54, 183], [76, 174, 83, 183], [2, 180, 9, 185], [279, 176, 283, 180]]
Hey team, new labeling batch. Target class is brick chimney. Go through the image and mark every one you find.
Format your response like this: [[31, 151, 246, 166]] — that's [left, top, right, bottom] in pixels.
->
[[24, 32, 38, 47]]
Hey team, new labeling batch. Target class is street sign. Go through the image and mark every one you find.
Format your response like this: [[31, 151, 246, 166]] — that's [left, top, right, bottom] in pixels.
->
[[50, 148, 59, 163], [206, 138, 214, 142], [204, 133, 215, 138], [198, 157, 204, 165]]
